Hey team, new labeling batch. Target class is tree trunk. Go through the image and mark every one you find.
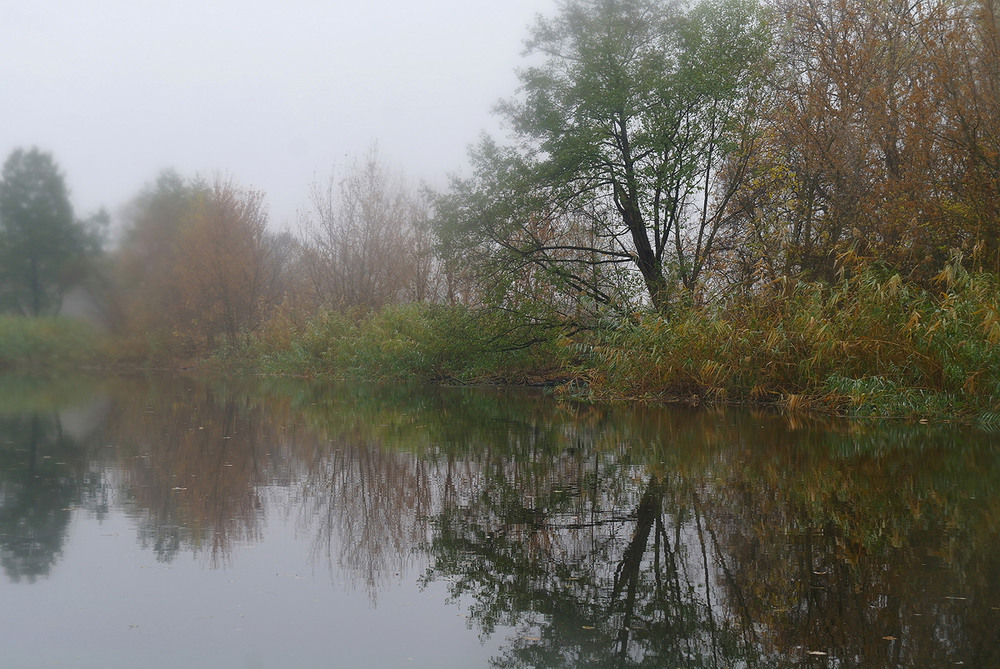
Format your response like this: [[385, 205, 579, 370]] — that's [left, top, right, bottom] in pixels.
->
[[30, 256, 41, 316]]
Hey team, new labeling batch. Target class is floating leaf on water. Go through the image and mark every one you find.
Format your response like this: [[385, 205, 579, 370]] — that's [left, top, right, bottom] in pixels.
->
[[882, 636, 897, 641], [582, 626, 595, 630], [521, 636, 541, 641], [807, 651, 828, 656]]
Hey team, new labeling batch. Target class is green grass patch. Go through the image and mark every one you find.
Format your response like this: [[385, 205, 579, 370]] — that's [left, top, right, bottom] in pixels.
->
[[0, 316, 103, 372]]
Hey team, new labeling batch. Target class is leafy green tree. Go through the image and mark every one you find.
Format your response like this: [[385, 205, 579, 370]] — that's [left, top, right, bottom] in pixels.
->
[[0, 148, 98, 316], [434, 0, 771, 314]]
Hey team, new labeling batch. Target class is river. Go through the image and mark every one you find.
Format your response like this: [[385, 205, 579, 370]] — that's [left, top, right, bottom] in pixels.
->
[[0, 373, 997, 667]]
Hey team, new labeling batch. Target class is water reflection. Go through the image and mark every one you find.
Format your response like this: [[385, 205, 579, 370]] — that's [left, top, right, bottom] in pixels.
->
[[0, 375, 109, 582], [108, 379, 274, 564], [1, 373, 998, 667]]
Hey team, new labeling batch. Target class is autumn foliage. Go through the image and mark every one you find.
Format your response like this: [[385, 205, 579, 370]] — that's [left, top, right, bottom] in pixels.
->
[[727, 0, 1000, 286], [113, 173, 285, 361]]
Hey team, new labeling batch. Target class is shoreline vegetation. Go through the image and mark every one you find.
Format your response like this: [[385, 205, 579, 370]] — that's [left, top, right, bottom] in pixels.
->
[[5, 255, 999, 426], [190, 256, 1000, 426]]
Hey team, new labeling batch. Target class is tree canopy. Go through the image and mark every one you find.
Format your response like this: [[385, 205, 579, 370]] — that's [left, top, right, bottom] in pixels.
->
[[114, 171, 287, 353], [434, 0, 772, 314], [0, 148, 99, 316]]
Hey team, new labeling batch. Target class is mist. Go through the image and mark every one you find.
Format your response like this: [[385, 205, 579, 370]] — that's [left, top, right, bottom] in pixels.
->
[[1, 0, 554, 229]]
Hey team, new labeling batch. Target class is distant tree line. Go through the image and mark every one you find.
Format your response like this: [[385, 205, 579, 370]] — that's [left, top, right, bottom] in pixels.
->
[[0, 142, 443, 361], [101, 146, 442, 359], [109, 171, 287, 354]]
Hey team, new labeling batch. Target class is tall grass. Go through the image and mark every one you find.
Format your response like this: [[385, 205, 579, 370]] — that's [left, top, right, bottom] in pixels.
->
[[0, 316, 102, 372], [583, 257, 1000, 421]]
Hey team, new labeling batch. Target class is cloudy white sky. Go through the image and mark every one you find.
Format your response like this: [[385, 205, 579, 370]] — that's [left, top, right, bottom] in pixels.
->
[[1, 0, 553, 231]]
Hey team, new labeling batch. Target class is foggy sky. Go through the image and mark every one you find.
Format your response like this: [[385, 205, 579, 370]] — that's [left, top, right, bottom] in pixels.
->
[[1, 0, 553, 231]]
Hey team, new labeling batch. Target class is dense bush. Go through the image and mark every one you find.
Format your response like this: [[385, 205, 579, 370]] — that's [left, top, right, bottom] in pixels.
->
[[583, 257, 1000, 421]]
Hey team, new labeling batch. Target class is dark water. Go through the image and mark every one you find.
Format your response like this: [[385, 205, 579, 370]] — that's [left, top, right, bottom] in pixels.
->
[[0, 373, 997, 668]]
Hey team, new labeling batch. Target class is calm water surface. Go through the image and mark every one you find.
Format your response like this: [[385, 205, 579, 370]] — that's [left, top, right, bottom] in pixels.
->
[[0, 373, 997, 668]]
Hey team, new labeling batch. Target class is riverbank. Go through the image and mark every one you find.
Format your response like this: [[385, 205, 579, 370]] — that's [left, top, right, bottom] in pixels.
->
[[9, 260, 999, 425], [207, 303, 571, 385], [194, 261, 998, 425]]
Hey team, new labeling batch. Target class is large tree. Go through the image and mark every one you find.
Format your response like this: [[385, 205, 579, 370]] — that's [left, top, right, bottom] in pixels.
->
[[115, 171, 287, 354], [0, 148, 96, 316], [434, 0, 772, 314]]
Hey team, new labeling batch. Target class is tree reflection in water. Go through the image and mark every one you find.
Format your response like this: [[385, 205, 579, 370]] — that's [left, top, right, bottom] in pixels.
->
[[0, 414, 77, 582], [421, 450, 756, 667], [296, 436, 432, 598], [104, 376, 283, 565], [0, 375, 108, 583], [415, 407, 1000, 668], [1, 374, 998, 666]]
